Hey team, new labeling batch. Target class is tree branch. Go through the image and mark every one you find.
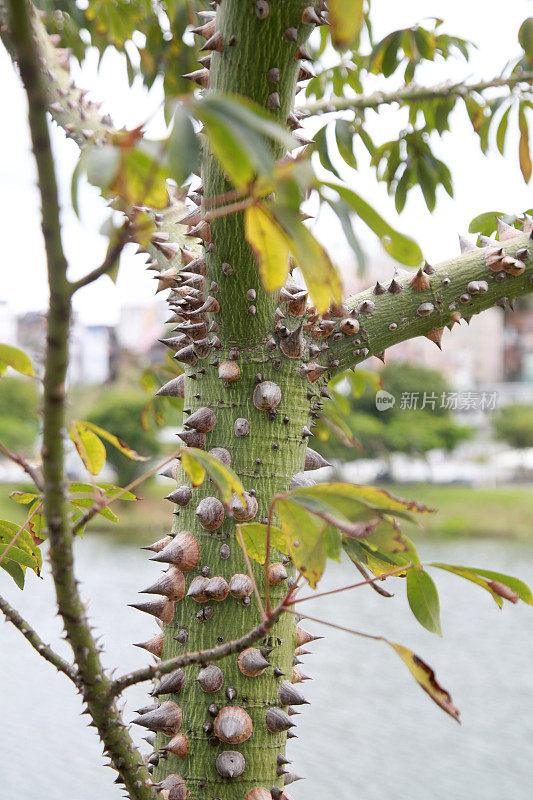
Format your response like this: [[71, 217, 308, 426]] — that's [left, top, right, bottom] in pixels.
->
[[69, 226, 129, 293], [0, 0, 114, 147], [0, 441, 43, 490], [0, 594, 79, 684], [303, 72, 533, 116], [320, 230, 533, 377], [110, 599, 287, 696], [7, 2, 155, 797]]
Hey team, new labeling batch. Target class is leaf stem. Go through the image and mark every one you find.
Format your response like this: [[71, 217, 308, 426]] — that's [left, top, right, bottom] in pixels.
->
[[285, 564, 410, 604]]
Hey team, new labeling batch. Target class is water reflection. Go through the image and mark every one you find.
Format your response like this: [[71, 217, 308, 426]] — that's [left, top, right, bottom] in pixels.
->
[[1, 536, 532, 799]]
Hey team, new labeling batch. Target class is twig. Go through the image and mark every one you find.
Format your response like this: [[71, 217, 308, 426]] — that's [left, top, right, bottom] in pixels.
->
[[0, 500, 42, 567], [72, 449, 181, 534], [0, 441, 43, 490], [111, 598, 286, 695], [202, 197, 254, 223], [238, 528, 266, 620], [69, 227, 129, 293], [303, 72, 533, 116], [0, 594, 79, 684], [285, 563, 409, 604]]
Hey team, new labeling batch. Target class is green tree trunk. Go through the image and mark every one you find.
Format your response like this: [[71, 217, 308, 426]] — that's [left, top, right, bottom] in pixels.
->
[[145, 3, 318, 798]]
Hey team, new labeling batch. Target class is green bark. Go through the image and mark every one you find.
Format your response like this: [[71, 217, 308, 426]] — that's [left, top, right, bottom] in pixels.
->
[[148, 3, 319, 798], [326, 233, 533, 376]]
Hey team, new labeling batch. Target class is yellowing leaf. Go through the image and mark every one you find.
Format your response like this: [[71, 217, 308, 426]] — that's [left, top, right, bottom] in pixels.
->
[[288, 219, 342, 313], [388, 642, 460, 722], [277, 499, 327, 588], [81, 421, 150, 461], [344, 537, 403, 577], [0, 344, 36, 377], [10, 491, 39, 505], [329, 0, 364, 49], [236, 522, 287, 564], [245, 204, 290, 291], [69, 421, 106, 476], [181, 447, 245, 507], [181, 449, 206, 487]]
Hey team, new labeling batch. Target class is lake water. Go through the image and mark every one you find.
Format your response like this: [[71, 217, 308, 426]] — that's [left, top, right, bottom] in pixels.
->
[[1, 534, 533, 800]]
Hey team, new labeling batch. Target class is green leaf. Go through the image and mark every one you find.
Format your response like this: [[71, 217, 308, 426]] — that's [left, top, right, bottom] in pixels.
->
[[200, 95, 294, 149], [344, 537, 402, 577], [406, 567, 442, 635], [432, 564, 533, 606], [0, 344, 36, 377], [343, 517, 420, 577], [323, 524, 342, 561], [429, 563, 503, 608], [70, 498, 119, 524], [69, 421, 106, 476], [288, 482, 432, 522], [314, 125, 342, 180], [496, 104, 511, 155], [468, 211, 503, 236], [85, 144, 121, 193], [181, 447, 245, 507], [69, 482, 139, 501], [328, 0, 364, 48], [388, 642, 459, 722], [335, 120, 358, 170], [1, 559, 25, 589], [236, 522, 287, 564], [195, 95, 293, 190], [81, 420, 150, 461], [519, 18, 533, 58], [518, 104, 532, 183], [277, 499, 327, 588], [0, 519, 39, 556], [168, 106, 200, 185], [325, 183, 422, 266], [244, 203, 290, 291]]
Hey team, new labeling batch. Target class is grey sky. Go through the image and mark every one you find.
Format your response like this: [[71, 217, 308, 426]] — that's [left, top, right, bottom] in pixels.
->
[[0, 1, 531, 325]]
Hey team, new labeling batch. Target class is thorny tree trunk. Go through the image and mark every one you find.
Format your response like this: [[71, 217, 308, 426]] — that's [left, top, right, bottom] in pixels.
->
[[3, 1, 533, 799], [131, 3, 533, 800], [139, 3, 319, 799]]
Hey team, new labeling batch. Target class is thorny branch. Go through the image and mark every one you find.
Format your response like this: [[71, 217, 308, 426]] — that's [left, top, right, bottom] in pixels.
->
[[0, 594, 79, 684], [8, 1, 155, 797], [303, 71, 533, 115]]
